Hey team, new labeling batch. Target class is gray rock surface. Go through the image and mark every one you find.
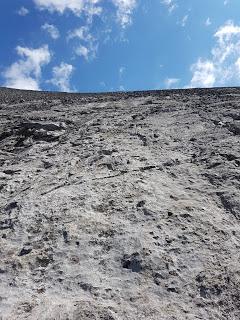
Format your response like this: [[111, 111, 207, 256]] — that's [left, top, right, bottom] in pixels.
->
[[0, 87, 240, 319]]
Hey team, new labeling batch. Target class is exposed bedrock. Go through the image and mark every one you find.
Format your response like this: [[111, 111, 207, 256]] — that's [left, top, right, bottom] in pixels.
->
[[0, 87, 240, 319]]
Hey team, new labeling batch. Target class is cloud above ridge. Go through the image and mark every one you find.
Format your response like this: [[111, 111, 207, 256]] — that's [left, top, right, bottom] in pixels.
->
[[48, 62, 74, 92], [3, 45, 51, 90], [189, 20, 240, 88]]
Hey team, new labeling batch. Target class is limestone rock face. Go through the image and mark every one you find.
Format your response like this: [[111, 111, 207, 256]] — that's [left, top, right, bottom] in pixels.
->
[[0, 87, 240, 320]]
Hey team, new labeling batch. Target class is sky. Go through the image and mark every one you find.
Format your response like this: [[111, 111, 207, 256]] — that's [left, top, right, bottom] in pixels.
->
[[1, 0, 240, 92]]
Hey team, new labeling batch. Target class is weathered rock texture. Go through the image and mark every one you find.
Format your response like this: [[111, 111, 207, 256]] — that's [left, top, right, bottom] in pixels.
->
[[0, 87, 240, 319]]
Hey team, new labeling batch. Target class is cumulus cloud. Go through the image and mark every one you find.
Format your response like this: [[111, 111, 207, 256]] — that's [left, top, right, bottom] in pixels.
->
[[189, 60, 215, 88], [33, 0, 102, 19], [68, 26, 97, 60], [41, 23, 60, 39], [64, 2, 137, 61], [164, 78, 180, 89], [215, 21, 240, 43], [161, 0, 177, 13], [17, 7, 29, 16], [34, 0, 137, 28], [67, 26, 93, 42], [75, 45, 90, 59], [112, 0, 137, 28], [188, 20, 240, 88], [48, 62, 74, 92], [3, 45, 51, 90]]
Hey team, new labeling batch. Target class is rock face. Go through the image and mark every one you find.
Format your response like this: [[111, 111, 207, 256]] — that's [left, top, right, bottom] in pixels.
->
[[0, 87, 239, 320]]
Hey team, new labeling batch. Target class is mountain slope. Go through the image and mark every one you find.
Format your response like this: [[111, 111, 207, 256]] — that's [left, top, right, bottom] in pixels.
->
[[0, 87, 240, 320]]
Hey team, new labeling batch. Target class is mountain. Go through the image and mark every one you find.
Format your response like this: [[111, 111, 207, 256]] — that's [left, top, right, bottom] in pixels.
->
[[0, 87, 239, 319]]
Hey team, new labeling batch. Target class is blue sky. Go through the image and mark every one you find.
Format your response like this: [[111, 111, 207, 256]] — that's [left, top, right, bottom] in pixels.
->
[[1, 0, 240, 92]]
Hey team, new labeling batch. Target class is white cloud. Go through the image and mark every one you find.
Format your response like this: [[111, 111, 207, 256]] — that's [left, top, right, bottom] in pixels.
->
[[161, 0, 177, 13], [181, 14, 188, 27], [188, 20, 240, 88], [3, 45, 51, 90], [164, 78, 180, 89], [67, 26, 93, 42], [68, 26, 97, 60], [41, 23, 60, 39], [34, 0, 102, 17], [189, 60, 215, 88], [17, 6, 29, 16], [75, 45, 89, 59], [49, 62, 74, 92], [224, 0, 229, 5], [112, 0, 137, 28], [214, 21, 240, 43], [34, 0, 137, 29], [205, 17, 211, 27]]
